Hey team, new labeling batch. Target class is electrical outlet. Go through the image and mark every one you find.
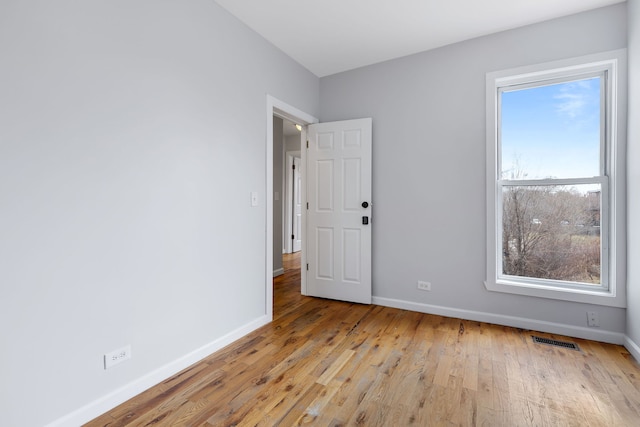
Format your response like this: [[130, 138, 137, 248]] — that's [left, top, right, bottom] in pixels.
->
[[587, 311, 600, 327], [104, 345, 132, 369], [417, 281, 431, 291]]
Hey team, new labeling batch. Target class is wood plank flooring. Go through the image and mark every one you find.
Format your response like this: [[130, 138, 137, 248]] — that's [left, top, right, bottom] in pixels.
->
[[86, 253, 640, 426]]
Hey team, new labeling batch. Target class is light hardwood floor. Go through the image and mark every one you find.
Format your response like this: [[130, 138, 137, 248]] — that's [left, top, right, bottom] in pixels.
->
[[86, 253, 640, 426]]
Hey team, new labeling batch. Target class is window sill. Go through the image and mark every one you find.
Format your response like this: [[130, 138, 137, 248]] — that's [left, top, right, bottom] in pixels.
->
[[484, 279, 626, 308]]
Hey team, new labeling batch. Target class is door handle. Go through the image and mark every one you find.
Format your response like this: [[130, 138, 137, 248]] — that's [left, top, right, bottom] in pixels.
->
[[362, 201, 369, 208], [362, 216, 369, 225]]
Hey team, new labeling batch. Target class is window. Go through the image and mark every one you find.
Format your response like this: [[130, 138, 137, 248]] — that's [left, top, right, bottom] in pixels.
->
[[485, 50, 626, 307]]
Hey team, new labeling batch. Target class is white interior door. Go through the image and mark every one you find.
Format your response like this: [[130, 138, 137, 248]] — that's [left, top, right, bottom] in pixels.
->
[[292, 156, 302, 253], [306, 118, 372, 304]]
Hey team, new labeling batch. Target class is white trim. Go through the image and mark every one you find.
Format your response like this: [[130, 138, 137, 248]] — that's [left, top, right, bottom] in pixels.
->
[[373, 296, 625, 345], [300, 127, 309, 295], [485, 49, 627, 308], [46, 297, 635, 427], [484, 279, 623, 307], [45, 315, 270, 427], [273, 267, 284, 277], [500, 176, 607, 187], [624, 336, 640, 364], [266, 100, 274, 321]]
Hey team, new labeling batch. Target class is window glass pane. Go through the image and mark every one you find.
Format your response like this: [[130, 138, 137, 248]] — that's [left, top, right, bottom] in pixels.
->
[[501, 184, 601, 285], [500, 77, 601, 180]]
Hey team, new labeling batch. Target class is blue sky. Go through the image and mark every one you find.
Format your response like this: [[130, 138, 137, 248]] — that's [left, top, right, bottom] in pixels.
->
[[500, 76, 601, 180]]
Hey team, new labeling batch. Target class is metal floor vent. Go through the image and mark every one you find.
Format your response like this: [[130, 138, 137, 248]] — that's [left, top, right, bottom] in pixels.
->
[[532, 335, 580, 351]]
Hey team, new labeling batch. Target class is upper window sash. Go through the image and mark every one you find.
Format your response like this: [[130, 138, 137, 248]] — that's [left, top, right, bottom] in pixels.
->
[[496, 71, 608, 181], [493, 61, 613, 90]]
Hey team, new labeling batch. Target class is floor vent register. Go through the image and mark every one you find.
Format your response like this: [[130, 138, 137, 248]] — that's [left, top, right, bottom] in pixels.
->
[[531, 335, 580, 351]]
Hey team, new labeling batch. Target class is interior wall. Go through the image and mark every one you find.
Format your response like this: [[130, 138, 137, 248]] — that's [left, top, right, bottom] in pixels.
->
[[627, 0, 640, 355], [273, 116, 284, 273], [319, 4, 628, 337], [0, 1, 318, 426], [285, 134, 303, 153]]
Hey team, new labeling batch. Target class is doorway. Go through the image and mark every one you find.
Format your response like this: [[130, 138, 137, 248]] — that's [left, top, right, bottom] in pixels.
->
[[284, 151, 302, 254], [273, 117, 301, 275], [265, 95, 318, 320], [266, 98, 373, 315]]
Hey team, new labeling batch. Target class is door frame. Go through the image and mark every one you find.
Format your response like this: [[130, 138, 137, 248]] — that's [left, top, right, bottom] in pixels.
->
[[266, 95, 318, 320], [284, 151, 301, 254]]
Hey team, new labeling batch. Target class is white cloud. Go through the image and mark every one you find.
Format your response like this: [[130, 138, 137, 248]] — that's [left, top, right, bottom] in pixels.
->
[[554, 79, 598, 119]]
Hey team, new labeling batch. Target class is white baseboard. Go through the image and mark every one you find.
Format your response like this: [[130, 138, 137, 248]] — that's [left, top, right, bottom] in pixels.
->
[[45, 315, 271, 427], [273, 268, 285, 277], [373, 296, 626, 345], [624, 335, 640, 363], [45, 298, 636, 427]]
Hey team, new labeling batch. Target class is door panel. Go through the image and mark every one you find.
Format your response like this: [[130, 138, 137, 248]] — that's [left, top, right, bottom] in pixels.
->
[[316, 160, 334, 210], [343, 158, 361, 210], [343, 228, 361, 282], [306, 118, 372, 304], [316, 227, 334, 279]]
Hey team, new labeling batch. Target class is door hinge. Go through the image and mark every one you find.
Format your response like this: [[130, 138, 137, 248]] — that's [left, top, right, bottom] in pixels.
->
[[306, 202, 309, 209], [306, 263, 309, 271], [291, 234, 295, 240], [306, 140, 309, 149], [292, 164, 295, 170]]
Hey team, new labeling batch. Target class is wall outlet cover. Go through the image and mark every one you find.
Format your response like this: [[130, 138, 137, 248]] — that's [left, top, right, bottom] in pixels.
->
[[587, 311, 600, 327], [104, 345, 132, 369], [417, 281, 431, 291]]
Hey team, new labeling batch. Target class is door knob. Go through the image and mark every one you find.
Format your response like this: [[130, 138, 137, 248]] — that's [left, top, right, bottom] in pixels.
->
[[362, 201, 369, 208]]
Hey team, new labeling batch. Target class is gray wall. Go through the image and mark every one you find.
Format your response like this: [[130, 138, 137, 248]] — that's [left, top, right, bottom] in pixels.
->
[[320, 5, 628, 335], [285, 134, 303, 153], [627, 0, 640, 353], [273, 116, 284, 272], [0, 1, 318, 426]]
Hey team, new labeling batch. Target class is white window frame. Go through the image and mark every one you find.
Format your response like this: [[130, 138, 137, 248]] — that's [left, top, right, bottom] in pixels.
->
[[485, 50, 627, 308]]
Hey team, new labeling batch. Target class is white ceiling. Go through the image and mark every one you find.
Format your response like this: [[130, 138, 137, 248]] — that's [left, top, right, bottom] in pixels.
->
[[214, 0, 625, 77]]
